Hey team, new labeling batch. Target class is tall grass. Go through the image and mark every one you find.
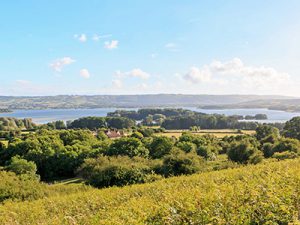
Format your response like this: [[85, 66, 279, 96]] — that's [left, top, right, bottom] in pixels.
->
[[0, 159, 299, 224]]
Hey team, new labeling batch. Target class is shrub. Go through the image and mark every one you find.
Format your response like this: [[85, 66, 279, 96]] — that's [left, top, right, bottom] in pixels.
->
[[77, 156, 154, 188], [227, 138, 263, 164], [159, 151, 203, 177], [176, 141, 197, 153], [106, 137, 149, 158], [6, 156, 37, 176], [149, 136, 174, 159], [272, 151, 298, 160], [0, 171, 44, 203]]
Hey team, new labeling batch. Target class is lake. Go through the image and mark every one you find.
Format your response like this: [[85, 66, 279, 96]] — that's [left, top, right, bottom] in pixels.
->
[[0, 108, 300, 124]]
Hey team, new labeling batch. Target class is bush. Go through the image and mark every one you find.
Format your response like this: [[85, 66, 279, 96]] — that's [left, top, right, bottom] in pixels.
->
[[0, 171, 44, 203], [78, 156, 155, 188], [227, 138, 263, 164], [272, 138, 300, 155], [149, 136, 174, 159], [106, 137, 149, 158], [6, 156, 37, 176], [272, 151, 298, 160], [197, 144, 218, 160], [176, 141, 197, 153], [159, 151, 203, 177]]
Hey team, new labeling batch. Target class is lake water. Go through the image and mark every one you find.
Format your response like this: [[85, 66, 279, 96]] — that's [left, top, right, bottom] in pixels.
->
[[0, 107, 300, 124]]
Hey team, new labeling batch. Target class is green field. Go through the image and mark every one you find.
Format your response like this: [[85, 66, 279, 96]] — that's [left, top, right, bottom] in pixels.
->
[[0, 159, 299, 224], [155, 129, 255, 138]]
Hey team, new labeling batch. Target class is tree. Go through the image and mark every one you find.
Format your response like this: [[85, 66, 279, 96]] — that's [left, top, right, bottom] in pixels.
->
[[106, 137, 149, 158], [282, 117, 300, 140], [6, 156, 37, 176], [77, 156, 153, 188], [106, 117, 135, 129], [131, 131, 144, 139], [176, 141, 197, 153], [255, 125, 279, 142], [227, 139, 263, 164], [149, 136, 174, 158], [160, 151, 203, 177], [272, 138, 300, 155]]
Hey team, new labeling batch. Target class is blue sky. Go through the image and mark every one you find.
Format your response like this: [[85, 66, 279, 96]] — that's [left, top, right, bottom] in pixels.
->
[[1, 0, 300, 96]]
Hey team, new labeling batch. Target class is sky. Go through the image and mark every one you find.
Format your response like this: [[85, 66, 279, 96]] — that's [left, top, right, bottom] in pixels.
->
[[1, 0, 300, 96]]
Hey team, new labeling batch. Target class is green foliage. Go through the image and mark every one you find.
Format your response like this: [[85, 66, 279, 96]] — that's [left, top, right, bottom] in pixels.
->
[[68, 117, 107, 130], [6, 156, 37, 176], [197, 144, 218, 160], [0, 171, 44, 203], [227, 138, 263, 164], [176, 141, 197, 153], [130, 131, 144, 139], [255, 124, 279, 142], [106, 137, 149, 158], [282, 116, 300, 140], [272, 151, 298, 160], [106, 117, 135, 129], [0, 129, 106, 180], [0, 117, 35, 132], [160, 150, 203, 177], [272, 138, 300, 155], [149, 136, 174, 158], [78, 156, 156, 188]]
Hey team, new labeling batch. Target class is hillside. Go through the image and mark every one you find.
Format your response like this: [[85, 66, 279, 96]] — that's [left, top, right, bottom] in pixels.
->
[[201, 98, 300, 112], [0, 94, 294, 109], [0, 159, 299, 224]]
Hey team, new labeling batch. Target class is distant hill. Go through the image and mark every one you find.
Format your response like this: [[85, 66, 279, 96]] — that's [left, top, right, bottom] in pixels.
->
[[200, 98, 300, 112], [0, 94, 295, 110]]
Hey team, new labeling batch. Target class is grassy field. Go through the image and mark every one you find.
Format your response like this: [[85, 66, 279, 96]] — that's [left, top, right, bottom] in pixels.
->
[[155, 129, 255, 138], [0, 159, 299, 224]]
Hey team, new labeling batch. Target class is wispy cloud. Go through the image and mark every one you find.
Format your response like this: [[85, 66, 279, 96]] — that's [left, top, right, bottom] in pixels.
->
[[92, 34, 112, 41], [74, 34, 87, 42], [165, 42, 179, 52], [80, 69, 90, 79], [104, 40, 119, 49], [49, 57, 75, 72], [115, 68, 150, 80]]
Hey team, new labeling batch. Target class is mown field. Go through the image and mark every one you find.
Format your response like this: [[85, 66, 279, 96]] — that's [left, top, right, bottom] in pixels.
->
[[155, 129, 255, 138], [0, 159, 299, 225]]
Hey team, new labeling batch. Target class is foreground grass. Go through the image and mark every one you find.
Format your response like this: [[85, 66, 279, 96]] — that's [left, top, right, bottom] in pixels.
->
[[0, 159, 300, 224]]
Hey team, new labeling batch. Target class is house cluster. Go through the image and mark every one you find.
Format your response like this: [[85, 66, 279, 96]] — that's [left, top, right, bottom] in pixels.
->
[[104, 129, 124, 139]]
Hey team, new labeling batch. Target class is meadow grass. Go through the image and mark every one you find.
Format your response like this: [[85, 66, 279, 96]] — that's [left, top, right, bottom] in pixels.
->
[[0, 159, 299, 224]]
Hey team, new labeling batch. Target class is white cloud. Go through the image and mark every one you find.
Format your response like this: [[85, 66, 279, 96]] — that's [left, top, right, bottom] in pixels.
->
[[130, 69, 150, 79], [80, 69, 90, 79], [115, 68, 150, 80], [112, 79, 123, 88], [182, 58, 290, 90], [104, 40, 118, 49], [74, 34, 87, 42], [184, 66, 211, 83], [50, 57, 75, 72], [93, 34, 112, 41]]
